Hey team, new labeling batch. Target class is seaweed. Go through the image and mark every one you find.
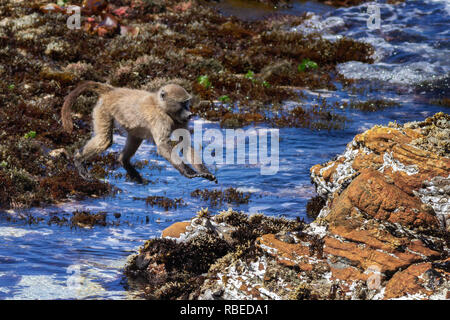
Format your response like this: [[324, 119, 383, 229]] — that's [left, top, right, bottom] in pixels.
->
[[306, 195, 326, 220], [430, 98, 450, 108], [191, 187, 251, 206], [349, 99, 400, 112], [125, 234, 231, 299], [70, 210, 107, 228], [271, 98, 349, 130], [125, 208, 306, 299], [133, 195, 186, 211]]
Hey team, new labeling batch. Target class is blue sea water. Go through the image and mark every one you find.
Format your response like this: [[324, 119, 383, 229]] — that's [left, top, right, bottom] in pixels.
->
[[0, 0, 448, 299]]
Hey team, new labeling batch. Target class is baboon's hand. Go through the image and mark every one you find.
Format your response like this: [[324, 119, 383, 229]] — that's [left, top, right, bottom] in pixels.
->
[[199, 173, 217, 183], [186, 172, 217, 183]]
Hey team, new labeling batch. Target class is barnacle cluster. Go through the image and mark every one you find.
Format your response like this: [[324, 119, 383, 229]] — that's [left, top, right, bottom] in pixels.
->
[[125, 208, 305, 299]]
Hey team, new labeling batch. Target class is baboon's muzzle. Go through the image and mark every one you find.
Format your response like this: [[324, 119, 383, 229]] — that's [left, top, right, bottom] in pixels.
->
[[181, 109, 193, 120]]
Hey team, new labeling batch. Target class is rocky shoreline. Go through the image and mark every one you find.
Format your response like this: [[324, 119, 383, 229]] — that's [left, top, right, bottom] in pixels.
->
[[126, 113, 450, 300]]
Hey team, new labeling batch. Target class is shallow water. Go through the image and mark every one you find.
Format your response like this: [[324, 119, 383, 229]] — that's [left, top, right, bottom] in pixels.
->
[[212, 0, 333, 20], [0, 0, 448, 299]]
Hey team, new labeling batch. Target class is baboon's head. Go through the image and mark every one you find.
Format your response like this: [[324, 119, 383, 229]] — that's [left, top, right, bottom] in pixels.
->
[[158, 84, 193, 123]]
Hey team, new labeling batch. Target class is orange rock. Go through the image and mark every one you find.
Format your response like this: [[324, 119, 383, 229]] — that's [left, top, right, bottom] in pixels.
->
[[384, 263, 434, 299], [307, 115, 449, 298], [353, 127, 411, 153], [329, 223, 409, 254], [257, 234, 310, 267], [322, 163, 338, 182], [330, 168, 439, 230], [407, 239, 441, 258], [323, 236, 423, 273], [330, 266, 369, 282], [161, 221, 190, 239], [352, 152, 383, 172], [312, 120, 450, 207], [298, 262, 314, 272]]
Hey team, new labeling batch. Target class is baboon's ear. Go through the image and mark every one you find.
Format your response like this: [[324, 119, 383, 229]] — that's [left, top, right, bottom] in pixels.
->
[[191, 94, 200, 107], [160, 90, 166, 100]]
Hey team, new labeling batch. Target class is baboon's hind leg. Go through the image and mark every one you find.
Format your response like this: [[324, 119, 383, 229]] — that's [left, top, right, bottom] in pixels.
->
[[119, 134, 143, 183], [74, 104, 113, 180]]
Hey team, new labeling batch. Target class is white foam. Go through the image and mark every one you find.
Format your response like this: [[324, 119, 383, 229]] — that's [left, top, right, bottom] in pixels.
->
[[0, 227, 53, 238], [292, 1, 450, 85]]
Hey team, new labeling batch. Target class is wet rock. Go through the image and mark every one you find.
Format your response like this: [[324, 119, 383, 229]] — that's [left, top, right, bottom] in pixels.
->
[[161, 221, 191, 239], [384, 261, 449, 299], [135, 252, 152, 270], [311, 112, 450, 230]]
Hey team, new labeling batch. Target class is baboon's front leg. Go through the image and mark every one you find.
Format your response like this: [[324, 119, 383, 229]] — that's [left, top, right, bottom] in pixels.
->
[[186, 146, 217, 183], [119, 134, 143, 183], [156, 142, 197, 178], [157, 142, 215, 181]]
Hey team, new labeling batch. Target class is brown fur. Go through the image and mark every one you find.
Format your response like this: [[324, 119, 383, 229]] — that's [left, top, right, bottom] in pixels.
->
[[61, 81, 216, 183]]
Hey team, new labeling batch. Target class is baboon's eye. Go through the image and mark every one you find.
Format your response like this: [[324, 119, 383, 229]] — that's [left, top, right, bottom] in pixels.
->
[[160, 90, 166, 99], [182, 100, 190, 109]]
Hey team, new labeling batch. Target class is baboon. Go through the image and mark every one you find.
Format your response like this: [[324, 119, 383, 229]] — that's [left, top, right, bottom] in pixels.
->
[[61, 81, 217, 183]]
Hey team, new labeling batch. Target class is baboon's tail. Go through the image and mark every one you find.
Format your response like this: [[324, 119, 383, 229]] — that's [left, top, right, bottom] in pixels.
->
[[61, 81, 114, 133]]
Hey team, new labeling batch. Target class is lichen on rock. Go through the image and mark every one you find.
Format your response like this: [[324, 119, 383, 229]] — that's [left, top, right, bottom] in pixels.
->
[[124, 208, 305, 299], [311, 112, 450, 231]]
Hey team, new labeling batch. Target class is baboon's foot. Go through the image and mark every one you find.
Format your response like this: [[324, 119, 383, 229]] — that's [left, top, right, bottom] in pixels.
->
[[74, 158, 93, 181], [123, 164, 144, 184], [126, 172, 144, 184]]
